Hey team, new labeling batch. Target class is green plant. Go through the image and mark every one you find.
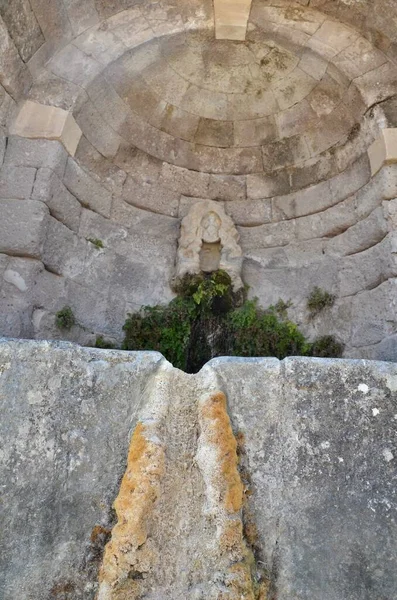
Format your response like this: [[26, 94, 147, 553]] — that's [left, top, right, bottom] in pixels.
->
[[87, 238, 104, 249], [272, 299, 292, 319], [94, 335, 116, 349], [122, 273, 342, 372], [307, 287, 336, 318], [310, 335, 344, 358], [56, 306, 75, 330], [227, 299, 311, 359]]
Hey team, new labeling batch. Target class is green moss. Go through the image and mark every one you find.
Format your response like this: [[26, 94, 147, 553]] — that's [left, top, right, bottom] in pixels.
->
[[310, 335, 344, 358], [87, 238, 104, 249], [307, 287, 336, 318], [56, 306, 75, 330], [95, 335, 116, 349]]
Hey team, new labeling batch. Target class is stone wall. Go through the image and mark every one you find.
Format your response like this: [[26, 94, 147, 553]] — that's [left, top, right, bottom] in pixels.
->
[[1, 0, 397, 359], [1, 340, 396, 599]]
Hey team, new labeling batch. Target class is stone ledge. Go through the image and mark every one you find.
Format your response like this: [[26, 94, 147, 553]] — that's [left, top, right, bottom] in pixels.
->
[[9, 100, 82, 156]]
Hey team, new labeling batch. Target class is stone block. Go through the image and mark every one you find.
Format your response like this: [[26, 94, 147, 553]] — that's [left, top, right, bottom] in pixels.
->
[[66, 280, 109, 331], [225, 198, 272, 226], [5, 137, 68, 178], [195, 119, 234, 148], [32, 168, 82, 233], [214, 0, 251, 40], [0, 199, 49, 258], [273, 68, 317, 111], [64, 158, 112, 218], [247, 171, 290, 199], [351, 279, 397, 347], [299, 50, 328, 80], [0, 86, 16, 134], [181, 84, 230, 121], [75, 101, 122, 159], [123, 176, 180, 217], [62, 0, 99, 35], [159, 163, 209, 198], [326, 207, 388, 257], [48, 44, 103, 88], [42, 217, 88, 277], [332, 35, 387, 79], [338, 233, 397, 297], [74, 136, 127, 196], [262, 135, 311, 171], [195, 144, 263, 175], [354, 62, 397, 108], [160, 105, 200, 142], [106, 8, 152, 47], [368, 129, 397, 176], [0, 0, 44, 62], [208, 174, 246, 201], [228, 89, 278, 120], [73, 23, 126, 65], [276, 99, 318, 140], [295, 196, 357, 241], [10, 101, 82, 156], [110, 254, 174, 306], [304, 102, 356, 156], [111, 198, 179, 266], [79, 208, 128, 251], [0, 165, 36, 199], [238, 219, 296, 250], [0, 14, 32, 100], [234, 116, 277, 147], [0, 260, 39, 337], [28, 0, 73, 41]]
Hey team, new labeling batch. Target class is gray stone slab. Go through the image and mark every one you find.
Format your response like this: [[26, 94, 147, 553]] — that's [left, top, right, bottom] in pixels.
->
[[5, 137, 68, 178], [0, 0, 44, 62], [28, 0, 73, 41], [62, 0, 99, 35], [42, 216, 88, 277], [1, 345, 396, 599], [32, 168, 82, 233], [64, 158, 112, 218], [0, 199, 49, 258], [0, 165, 36, 200], [213, 356, 397, 600], [0, 339, 163, 600], [0, 14, 32, 100]]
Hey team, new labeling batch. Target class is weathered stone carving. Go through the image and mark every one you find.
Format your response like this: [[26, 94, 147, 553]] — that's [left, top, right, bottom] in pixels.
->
[[175, 200, 244, 290]]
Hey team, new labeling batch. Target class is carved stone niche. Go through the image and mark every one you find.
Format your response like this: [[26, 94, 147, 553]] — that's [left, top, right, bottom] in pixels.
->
[[175, 200, 243, 290]]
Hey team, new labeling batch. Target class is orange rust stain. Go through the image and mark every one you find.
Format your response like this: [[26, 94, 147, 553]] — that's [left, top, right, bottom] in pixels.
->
[[97, 422, 164, 598], [201, 392, 244, 514]]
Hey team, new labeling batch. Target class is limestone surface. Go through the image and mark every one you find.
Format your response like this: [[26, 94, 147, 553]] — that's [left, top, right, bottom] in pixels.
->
[[0, 341, 396, 599]]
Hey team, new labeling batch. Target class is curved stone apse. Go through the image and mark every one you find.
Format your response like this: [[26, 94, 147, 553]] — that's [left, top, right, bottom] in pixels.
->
[[1, 0, 397, 359]]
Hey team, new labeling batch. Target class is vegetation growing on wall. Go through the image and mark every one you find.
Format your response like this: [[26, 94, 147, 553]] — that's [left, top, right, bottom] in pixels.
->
[[55, 306, 75, 330], [122, 271, 344, 373], [307, 286, 336, 318]]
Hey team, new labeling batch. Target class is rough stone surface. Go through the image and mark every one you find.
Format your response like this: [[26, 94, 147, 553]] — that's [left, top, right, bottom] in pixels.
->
[[64, 158, 112, 218], [1, 342, 396, 599], [0, 199, 49, 258]]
